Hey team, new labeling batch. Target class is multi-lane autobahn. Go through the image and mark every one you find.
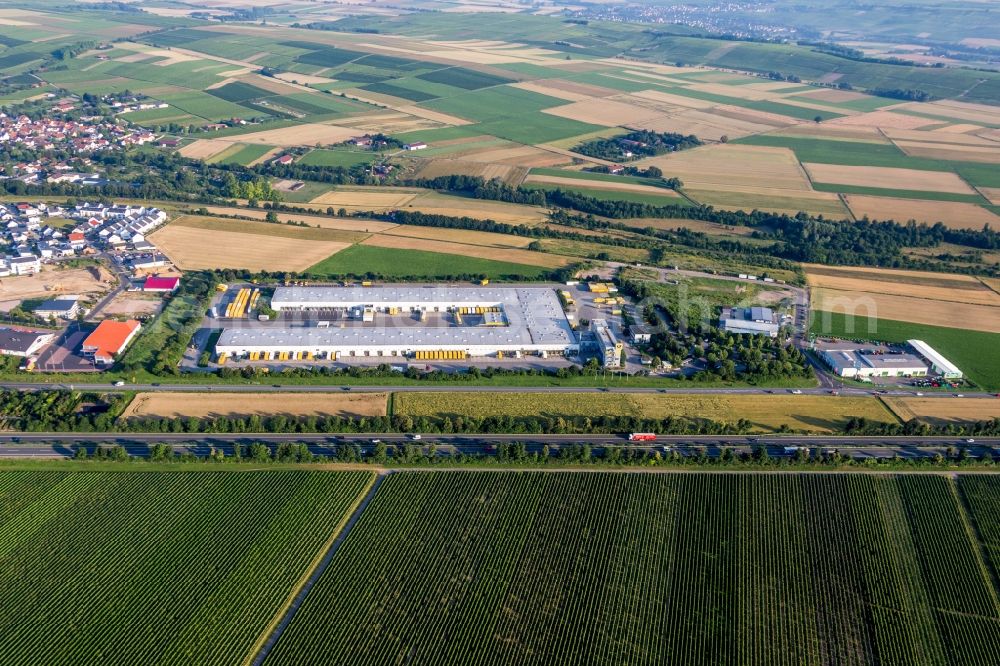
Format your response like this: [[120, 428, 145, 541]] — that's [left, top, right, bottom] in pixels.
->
[[0, 432, 995, 460]]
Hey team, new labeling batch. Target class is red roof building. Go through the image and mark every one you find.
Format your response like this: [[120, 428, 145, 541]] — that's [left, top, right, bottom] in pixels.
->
[[82, 319, 141, 365], [143, 276, 180, 293]]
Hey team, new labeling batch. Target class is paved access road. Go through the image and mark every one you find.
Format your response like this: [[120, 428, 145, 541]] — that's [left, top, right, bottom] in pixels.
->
[[0, 432, 995, 460]]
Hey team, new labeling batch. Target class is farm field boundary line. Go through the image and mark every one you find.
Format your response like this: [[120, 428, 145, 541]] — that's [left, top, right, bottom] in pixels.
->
[[248, 471, 382, 666]]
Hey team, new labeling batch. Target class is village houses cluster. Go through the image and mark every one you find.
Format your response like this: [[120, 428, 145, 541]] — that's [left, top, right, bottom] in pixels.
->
[[0, 111, 156, 154], [0, 201, 168, 278]]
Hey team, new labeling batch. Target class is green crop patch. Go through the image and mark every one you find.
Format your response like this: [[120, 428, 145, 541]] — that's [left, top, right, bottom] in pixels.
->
[[325, 70, 389, 84], [266, 472, 1000, 666], [417, 67, 514, 90], [299, 149, 376, 168], [353, 53, 428, 72], [144, 28, 215, 48], [308, 245, 550, 280], [0, 51, 42, 69], [360, 82, 437, 102], [296, 49, 364, 69], [0, 470, 373, 666], [208, 81, 274, 103]]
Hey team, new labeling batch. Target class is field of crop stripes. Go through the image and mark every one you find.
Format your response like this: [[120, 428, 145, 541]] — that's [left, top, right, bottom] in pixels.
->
[[267, 472, 1000, 666], [0, 470, 373, 666]]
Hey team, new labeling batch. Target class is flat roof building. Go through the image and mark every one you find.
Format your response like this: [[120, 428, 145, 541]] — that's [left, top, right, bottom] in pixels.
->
[[820, 348, 928, 379], [591, 318, 622, 368], [34, 296, 80, 320], [218, 286, 578, 361], [82, 319, 140, 365], [720, 306, 780, 337], [907, 339, 962, 379], [0, 328, 55, 357]]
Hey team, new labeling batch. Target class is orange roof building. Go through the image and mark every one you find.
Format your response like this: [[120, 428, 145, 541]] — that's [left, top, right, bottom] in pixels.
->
[[82, 319, 141, 365]]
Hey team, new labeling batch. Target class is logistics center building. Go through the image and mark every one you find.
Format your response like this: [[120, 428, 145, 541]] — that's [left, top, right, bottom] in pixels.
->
[[216, 286, 578, 360]]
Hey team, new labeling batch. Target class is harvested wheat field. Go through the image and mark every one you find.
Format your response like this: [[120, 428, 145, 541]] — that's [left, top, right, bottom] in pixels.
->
[[394, 392, 895, 433], [178, 139, 231, 160], [511, 81, 594, 102], [629, 88, 717, 110], [309, 188, 420, 208], [828, 110, 937, 129], [893, 140, 1000, 163], [844, 195, 1000, 229], [882, 128, 998, 145], [120, 392, 388, 421], [637, 109, 775, 141], [150, 222, 352, 272], [413, 159, 525, 183], [200, 205, 398, 232], [223, 123, 357, 147], [883, 397, 1000, 425], [523, 174, 681, 197], [980, 188, 1000, 206], [910, 100, 1000, 125], [811, 287, 1000, 333], [402, 192, 548, 224], [637, 144, 813, 192], [460, 145, 567, 167], [361, 233, 570, 267], [542, 98, 667, 127], [805, 264, 1000, 307], [803, 163, 975, 194], [686, 188, 849, 218]]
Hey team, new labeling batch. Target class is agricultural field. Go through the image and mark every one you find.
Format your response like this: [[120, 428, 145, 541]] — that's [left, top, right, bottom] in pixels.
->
[[805, 264, 1000, 334], [150, 215, 358, 271], [394, 392, 895, 433], [809, 311, 1000, 392], [307, 245, 551, 280], [883, 397, 1000, 425], [120, 392, 388, 421], [266, 472, 1000, 666], [0, 470, 374, 666]]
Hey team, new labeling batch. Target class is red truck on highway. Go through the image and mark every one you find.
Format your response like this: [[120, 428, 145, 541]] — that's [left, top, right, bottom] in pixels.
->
[[628, 433, 657, 442]]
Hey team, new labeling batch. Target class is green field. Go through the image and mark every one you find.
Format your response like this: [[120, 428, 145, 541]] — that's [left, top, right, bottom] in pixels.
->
[[207, 143, 274, 166], [307, 245, 552, 280], [523, 182, 682, 206], [266, 472, 1000, 666], [299, 149, 378, 168], [0, 470, 373, 666], [810, 311, 1000, 391]]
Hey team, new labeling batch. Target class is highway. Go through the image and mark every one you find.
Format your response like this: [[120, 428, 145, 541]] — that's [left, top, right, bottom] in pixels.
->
[[1, 380, 996, 399], [0, 432, 996, 460]]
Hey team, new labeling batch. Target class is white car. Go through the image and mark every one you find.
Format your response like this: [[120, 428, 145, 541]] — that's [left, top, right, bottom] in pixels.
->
[[966, 438, 976, 444], [113, 380, 125, 387], [411, 434, 422, 441]]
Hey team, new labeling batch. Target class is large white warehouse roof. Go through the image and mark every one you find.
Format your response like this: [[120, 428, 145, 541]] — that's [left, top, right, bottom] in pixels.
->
[[907, 339, 962, 378]]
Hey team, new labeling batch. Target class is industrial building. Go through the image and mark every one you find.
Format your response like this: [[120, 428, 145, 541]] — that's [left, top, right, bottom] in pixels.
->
[[719, 306, 780, 337], [34, 296, 80, 320], [591, 319, 623, 368], [0, 328, 55, 357], [907, 339, 963, 379], [82, 319, 141, 365], [819, 348, 929, 379], [216, 286, 578, 361]]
